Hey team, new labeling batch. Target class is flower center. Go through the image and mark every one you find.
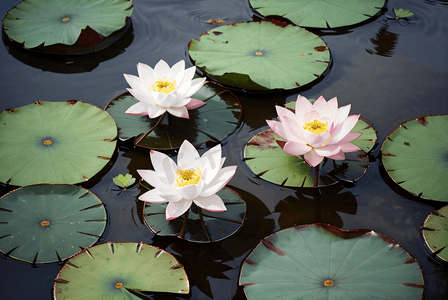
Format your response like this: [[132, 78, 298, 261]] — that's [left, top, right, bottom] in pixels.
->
[[175, 167, 202, 187], [150, 77, 177, 94], [115, 282, 123, 289], [303, 119, 329, 135], [40, 220, 50, 227], [324, 280, 334, 287]]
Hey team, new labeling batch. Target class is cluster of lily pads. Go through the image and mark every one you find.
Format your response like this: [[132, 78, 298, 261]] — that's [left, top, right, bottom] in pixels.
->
[[0, 0, 444, 299]]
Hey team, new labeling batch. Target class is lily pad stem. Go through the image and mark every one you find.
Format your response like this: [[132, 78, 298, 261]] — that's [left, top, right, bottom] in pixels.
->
[[198, 207, 211, 242], [314, 165, 319, 187], [135, 113, 166, 144], [179, 209, 189, 239]]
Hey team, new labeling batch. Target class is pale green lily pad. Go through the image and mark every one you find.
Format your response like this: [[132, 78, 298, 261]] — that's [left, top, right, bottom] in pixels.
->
[[243, 118, 373, 187], [0, 184, 106, 264], [105, 79, 242, 150], [143, 187, 246, 243], [54, 242, 189, 299], [422, 205, 448, 262], [250, 0, 386, 28], [0, 101, 117, 186], [2, 0, 133, 49], [240, 223, 424, 299], [394, 8, 415, 19], [189, 20, 330, 90], [381, 115, 448, 202]]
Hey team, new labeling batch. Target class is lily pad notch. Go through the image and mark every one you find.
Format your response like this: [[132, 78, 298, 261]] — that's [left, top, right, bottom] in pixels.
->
[[2, 0, 134, 54]]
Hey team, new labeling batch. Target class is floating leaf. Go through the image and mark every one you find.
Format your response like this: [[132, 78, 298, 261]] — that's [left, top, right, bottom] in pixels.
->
[[250, 0, 386, 28], [54, 242, 189, 299], [381, 115, 448, 202], [0, 184, 106, 264], [243, 119, 372, 187], [113, 173, 136, 189], [0, 101, 117, 186], [240, 223, 424, 299], [105, 79, 242, 150], [394, 8, 415, 19], [189, 20, 330, 90], [422, 205, 448, 262], [143, 187, 246, 243], [2, 0, 133, 51]]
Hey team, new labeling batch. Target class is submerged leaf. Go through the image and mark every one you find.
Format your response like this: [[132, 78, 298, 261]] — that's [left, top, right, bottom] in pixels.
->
[[113, 173, 136, 189], [394, 8, 415, 19]]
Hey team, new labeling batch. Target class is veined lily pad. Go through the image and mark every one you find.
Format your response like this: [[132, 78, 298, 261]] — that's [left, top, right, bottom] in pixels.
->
[[105, 79, 242, 150], [2, 0, 133, 53], [54, 242, 189, 299], [189, 20, 330, 91], [249, 0, 386, 28], [381, 115, 448, 202], [143, 187, 246, 243], [243, 118, 373, 187], [0, 184, 106, 264], [422, 205, 448, 262], [0, 100, 117, 186], [240, 223, 424, 299]]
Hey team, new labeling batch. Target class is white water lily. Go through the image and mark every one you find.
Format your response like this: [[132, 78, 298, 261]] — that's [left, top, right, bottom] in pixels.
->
[[137, 140, 237, 220], [124, 59, 206, 119]]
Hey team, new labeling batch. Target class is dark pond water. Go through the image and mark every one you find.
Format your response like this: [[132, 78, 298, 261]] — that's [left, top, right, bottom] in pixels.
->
[[1, 0, 448, 299]]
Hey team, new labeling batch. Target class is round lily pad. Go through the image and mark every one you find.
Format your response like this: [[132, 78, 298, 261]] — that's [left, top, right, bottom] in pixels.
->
[[0, 100, 117, 186], [105, 79, 242, 150], [243, 119, 373, 187], [249, 0, 386, 28], [2, 0, 133, 54], [54, 242, 189, 299], [422, 205, 448, 262], [240, 223, 424, 299], [143, 187, 246, 243], [381, 115, 448, 201], [188, 20, 330, 91], [0, 184, 106, 264]]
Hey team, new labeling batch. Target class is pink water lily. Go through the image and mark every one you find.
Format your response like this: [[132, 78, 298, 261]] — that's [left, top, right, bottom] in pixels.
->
[[137, 140, 237, 220], [266, 95, 361, 167], [124, 59, 206, 119]]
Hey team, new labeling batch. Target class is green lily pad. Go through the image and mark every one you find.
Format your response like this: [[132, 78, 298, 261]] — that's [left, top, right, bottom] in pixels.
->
[[243, 119, 372, 187], [394, 8, 415, 19], [113, 173, 136, 189], [240, 223, 424, 299], [2, 0, 133, 52], [143, 187, 246, 243], [189, 20, 330, 90], [0, 101, 117, 186], [54, 242, 189, 299], [422, 205, 448, 262], [0, 184, 106, 264], [249, 0, 386, 28], [381, 115, 448, 202], [105, 79, 242, 150]]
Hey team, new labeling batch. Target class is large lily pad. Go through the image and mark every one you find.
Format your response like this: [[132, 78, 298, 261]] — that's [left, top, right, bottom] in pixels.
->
[[421, 205, 448, 262], [240, 223, 424, 299], [143, 187, 246, 243], [250, 0, 386, 28], [0, 100, 117, 186], [381, 115, 448, 202], [0, 184, 106, 264], [105, 79, 242, 150], [2, 0, 133, 53], [243, 118, 373, 187], [189, 20, 330, 91], [54, 242, 189, 299]]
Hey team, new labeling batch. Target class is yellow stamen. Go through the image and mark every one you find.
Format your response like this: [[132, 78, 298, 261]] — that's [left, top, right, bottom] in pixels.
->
[[44, 140, 52, 145], [62, 17, 70, 22], [175, 167, 202, 187], [41, 221, 50, 227], [255, 51, 263, 56], [150, 77, 177, 94], [303, 119, 329, 135], [115, 282, 123, 289], [324, 280, 334, 287]]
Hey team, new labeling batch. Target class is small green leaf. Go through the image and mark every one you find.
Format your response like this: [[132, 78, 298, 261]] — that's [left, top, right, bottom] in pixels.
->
[[113, 173, 136, 189], [393, 8, 415, 19]]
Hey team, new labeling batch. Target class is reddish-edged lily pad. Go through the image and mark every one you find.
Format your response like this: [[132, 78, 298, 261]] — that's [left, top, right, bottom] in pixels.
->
[[421, 205, 448, 262]]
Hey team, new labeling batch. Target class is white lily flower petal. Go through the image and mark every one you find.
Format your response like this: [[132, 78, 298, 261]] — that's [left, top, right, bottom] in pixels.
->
[[123, 73, 146, 91], [149, 106, 167, 118], [127, 88, 155, 105], [167, 106, 189, 118], [184, 77, 206, 98], [137, 169, 169, 189], [178, 140, 201, 169], [137, 62, 154, 81], [201, 165, 237, 197], [150, 150, 177, 184], [177, 179, 204, 200], [139, 189, 168, 203], [181, 66, 196, 84], [166, 200, 193, 220], [200, 144, 222, 184], [176, 80, 192, 98], [153, 59, 171, 78], [171, 60, 185, 83], [193, 194, 227, 212], [125, 102, 150, 116]]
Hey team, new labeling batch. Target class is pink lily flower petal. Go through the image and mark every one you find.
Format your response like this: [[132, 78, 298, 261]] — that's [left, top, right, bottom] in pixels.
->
[[185, 98, 206, 110], [304, 150, 325, 167], [166, 199, 193, 220], [283, 141, 312, 156]]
